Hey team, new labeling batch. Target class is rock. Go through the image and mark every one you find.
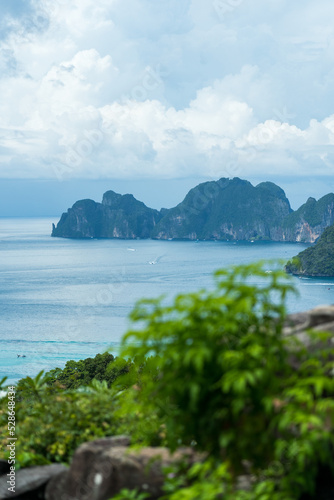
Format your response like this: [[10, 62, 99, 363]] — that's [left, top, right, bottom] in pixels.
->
[[52, 192, 162, 239], [51, 178, 334, 242], [45, 469, 70, 500], [0, 464, 67, 499], [0, 459, 10, 476], [284, 305, 334, 338], [284, 311, 310, 329], [282, 193, 334, 243], [88, 436, 131, 448], [283, 306, 334, 370], [45, 436, 130, 500], [152, 178, 293, 241], [308, 305, 334, 328], [46, 441, 201, 500]]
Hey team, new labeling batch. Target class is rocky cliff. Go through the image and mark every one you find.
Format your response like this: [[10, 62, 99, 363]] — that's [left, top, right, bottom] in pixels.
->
[[281, 193, 334, 243], [51, 179, 334, 242], [152, 178, 292, 240], [52, 191, 163, 239]]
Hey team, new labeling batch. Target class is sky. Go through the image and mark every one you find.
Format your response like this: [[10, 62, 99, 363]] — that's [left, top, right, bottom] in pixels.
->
[[0, 0, 334, 215]]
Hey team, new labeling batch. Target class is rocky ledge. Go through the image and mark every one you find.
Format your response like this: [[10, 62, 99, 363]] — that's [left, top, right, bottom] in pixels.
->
[[0, 436, 201, 500]]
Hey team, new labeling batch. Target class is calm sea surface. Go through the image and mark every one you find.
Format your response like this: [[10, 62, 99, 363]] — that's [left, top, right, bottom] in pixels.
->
[[1, 218, 334, 384]]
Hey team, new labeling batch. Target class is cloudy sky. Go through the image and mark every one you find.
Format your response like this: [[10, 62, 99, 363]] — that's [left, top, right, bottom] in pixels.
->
[[1, 0, 334, 215]]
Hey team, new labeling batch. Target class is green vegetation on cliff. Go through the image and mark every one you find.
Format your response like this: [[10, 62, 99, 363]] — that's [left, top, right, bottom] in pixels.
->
[[52, 191, 162, 239], [52, 199, 104, 238], [283, 193, 334, 235], [51, 178, 334, 243], [286, 224, 334, 276], [2, 263, 334, 499], [152, 178, 292, 240]]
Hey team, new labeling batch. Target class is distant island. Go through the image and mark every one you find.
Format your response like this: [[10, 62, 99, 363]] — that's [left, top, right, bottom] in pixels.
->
[[286, 224, 334, 277], [52, 177, 334, 243]]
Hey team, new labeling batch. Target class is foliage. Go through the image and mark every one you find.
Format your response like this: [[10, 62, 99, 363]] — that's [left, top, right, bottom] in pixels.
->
[[162, 457, 298, 500], [45, 352, 131, 390], [286, 224, 334, 276], [121, 262, 292, 457], [112, 356, 165, 447], [2, 261, 334, 499], [111, 489, 150, 500], [14, 369, 52, 403], [0, 352, 147, 467], [119, 262, 334, 499], [0, 373, 122, 467], [285, 256, 302, 274], [0, 376, 8, 391]]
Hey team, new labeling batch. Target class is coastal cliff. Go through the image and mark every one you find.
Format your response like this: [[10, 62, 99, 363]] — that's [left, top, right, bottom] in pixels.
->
[[152, 178, 292, 241], [52, 191, 163, 239], [281, 193, 334, 243], [52, 178, 334, 242]]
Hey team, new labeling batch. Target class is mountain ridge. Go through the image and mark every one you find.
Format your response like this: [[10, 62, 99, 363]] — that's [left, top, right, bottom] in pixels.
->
[[51, 178, 334, 243]]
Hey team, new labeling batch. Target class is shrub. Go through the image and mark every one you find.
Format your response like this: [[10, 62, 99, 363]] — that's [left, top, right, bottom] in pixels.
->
[[119, 262, 334, 498], [0, 374, 120, 466]]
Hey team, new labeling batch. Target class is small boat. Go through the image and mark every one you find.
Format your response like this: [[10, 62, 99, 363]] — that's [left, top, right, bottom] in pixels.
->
[[148, 254, 164, 265]]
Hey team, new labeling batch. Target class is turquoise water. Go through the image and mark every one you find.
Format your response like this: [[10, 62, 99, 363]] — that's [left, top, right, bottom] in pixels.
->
[[1, 218, 333, 384]]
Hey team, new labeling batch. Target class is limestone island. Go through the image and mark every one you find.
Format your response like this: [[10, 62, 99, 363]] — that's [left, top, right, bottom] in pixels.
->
[[52, 177, 334, 243]]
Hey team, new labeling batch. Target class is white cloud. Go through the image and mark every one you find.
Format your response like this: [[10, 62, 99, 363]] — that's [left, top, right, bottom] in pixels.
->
[[0, 0, 334, 182]]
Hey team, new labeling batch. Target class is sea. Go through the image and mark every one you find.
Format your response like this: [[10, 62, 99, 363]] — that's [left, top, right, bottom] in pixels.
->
[[1, 217, 334, 385]]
